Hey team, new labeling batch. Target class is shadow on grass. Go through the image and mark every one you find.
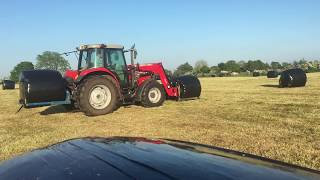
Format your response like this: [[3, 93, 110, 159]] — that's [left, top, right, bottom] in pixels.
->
[[40, 103, 133, 115], [40, 105, 79, 115], [261, 84, 279, 88]]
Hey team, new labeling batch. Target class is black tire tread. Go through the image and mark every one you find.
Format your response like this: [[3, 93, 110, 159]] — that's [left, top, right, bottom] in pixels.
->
[[141, 80, 166, 107], [77, 75, 120, 116]]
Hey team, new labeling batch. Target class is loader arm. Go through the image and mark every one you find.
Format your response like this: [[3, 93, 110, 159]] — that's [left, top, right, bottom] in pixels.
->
[[137, 63, 179, 97]]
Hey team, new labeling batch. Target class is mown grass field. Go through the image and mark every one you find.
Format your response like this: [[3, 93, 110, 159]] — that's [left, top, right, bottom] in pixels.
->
[[0, 73, 319, 170]]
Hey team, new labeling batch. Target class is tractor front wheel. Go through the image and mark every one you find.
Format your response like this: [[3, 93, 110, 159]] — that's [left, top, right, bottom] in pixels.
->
[[141, 80, 166, 107], [78, 76, 119, 116]]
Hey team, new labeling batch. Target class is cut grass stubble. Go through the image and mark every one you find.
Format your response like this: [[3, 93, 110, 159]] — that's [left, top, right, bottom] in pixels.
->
[[0, 73, 319, 170]]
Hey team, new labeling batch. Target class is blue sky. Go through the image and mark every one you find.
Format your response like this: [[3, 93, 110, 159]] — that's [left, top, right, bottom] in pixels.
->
[[0, 0, 319, 78]]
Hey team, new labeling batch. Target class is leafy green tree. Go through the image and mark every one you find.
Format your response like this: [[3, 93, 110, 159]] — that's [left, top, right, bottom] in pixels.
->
[[306, 66, 318, 73], [298, 59, 309, 69], [265, 62, 270, 69], [243, 61, 251, 71], [173, 62, 193, 76], [217, 62, 226, 71], [244, 60, 268, 72], [281, 62, 291, 69], [225, 60, 241, 72], [194, 60, 208, 74], [210, 66, 220, 74], [271, 61, 281, 69], [237, 61, 246, 72], [293, 61, 299, 67], [200, 65, 210, 74], [311, 60, 320, 69], [36, 51, 70, 73], [164, 69, 173, 76], [217, 60, 240, 72], [10, 61, 34, 82]]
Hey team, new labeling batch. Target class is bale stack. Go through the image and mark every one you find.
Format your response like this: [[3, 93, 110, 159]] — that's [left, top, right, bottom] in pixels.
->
[[279, 68, 307, 88], [2, 80, 15, 90], [253, 72, 260, 77], [267, 71, 278, 78]]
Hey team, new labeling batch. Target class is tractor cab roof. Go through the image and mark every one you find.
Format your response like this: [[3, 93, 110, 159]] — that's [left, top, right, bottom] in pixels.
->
[[79, 44, 124, 50]]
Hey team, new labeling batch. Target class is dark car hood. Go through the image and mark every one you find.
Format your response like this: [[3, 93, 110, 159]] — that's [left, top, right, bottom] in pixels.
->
[[0, 137, 319, 180]]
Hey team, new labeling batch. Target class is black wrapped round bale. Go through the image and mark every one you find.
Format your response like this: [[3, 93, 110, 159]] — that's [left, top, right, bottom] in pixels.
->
[[2, 80, 15, 90], [279, 68, 307, 88], [176, 75, 201, 99], [253, 72, 260, 77], [267, 71, 278, 78], [19, 70, 67, 105]]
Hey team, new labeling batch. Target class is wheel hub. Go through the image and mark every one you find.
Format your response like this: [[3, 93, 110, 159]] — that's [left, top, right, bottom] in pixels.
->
[[89, 85, 112, 109], [148, 88, 161, 103]]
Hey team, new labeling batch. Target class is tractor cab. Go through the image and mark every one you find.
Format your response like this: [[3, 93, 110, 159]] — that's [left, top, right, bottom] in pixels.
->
[[77, 44, 129, 88]]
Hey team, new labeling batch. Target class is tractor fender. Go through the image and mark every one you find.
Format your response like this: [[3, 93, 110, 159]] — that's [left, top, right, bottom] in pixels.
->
[[135, 78, 155, 102], [75, 68, 119, 85], [75, 72, 123, 100]]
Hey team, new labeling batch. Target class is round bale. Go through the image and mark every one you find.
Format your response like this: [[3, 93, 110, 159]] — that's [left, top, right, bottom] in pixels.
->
[[19, 70, 66, 105], [279, 68, 307, 88], [175, 75, 201, 99], [253, 72, 260, 77], [267, 71, 278, 78], [2, 80, 15, 90]]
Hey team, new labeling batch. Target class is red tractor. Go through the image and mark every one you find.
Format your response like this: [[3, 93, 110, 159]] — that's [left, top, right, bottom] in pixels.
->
[[19, 44, 201, 116]]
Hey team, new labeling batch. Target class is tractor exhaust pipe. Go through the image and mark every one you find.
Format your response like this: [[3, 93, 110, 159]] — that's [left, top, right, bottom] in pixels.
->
[[130, 47, 136, 66], [129, 44, 137, 89]]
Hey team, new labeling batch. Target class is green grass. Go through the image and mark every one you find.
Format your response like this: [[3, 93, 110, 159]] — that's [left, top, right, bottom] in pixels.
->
[[0, 73, 319, 170]]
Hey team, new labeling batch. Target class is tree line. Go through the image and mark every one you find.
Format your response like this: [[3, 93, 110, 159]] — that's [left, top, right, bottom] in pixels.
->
[[9, 51, 70, 82], [8, 51, 320, 82], [170, 59, 320, 77]]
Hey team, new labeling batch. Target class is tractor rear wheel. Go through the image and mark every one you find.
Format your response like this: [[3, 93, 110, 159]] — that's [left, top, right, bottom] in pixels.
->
[[141, 80, 165, 107], [78, 76, 119, 116]]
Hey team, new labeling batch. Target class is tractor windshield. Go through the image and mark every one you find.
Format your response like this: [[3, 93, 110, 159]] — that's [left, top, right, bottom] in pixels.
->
[[78, 48, 128, 87], [79, 48, 104, 70], [105, 49, 128, 87]]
